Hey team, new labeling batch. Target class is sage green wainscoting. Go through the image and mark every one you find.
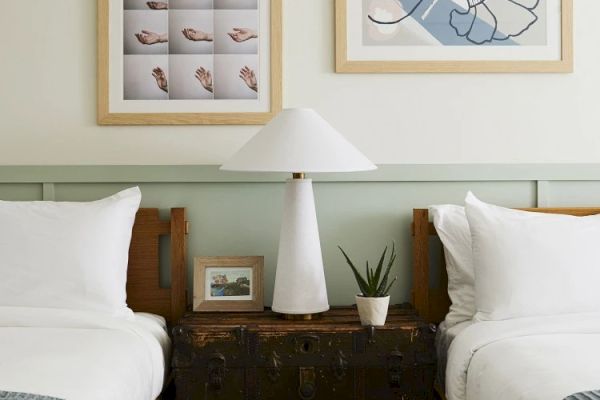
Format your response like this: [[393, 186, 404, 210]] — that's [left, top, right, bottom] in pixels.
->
[[1, 164, 599, 307]]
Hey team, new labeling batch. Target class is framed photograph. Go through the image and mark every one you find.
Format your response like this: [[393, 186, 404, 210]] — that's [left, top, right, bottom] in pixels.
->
[[98, 0, 282, 125], [336, 0, 573, 73], [193, 256, 264, 312]]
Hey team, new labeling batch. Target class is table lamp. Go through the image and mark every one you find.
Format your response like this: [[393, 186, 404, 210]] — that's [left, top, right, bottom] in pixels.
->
[[221, 108, 376, 318]]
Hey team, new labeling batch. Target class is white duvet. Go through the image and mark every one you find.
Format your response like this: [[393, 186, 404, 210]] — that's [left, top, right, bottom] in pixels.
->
[[446, 313, 600, 400], [0, 306, 169, 400]]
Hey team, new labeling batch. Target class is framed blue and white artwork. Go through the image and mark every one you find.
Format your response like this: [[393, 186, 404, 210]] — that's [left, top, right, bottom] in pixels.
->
[[336, 0, 572, 73]]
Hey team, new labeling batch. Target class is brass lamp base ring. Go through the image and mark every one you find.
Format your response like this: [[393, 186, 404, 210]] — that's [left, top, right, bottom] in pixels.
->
[[281, 313, 322, 321]]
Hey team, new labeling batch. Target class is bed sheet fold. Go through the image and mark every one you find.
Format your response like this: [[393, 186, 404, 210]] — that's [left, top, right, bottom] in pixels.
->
[[447, 313, 600, 400], [0, 307, 169, 400]]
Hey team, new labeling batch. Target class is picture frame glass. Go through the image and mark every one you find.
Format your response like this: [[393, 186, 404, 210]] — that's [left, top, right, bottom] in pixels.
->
[[116, 0, 269, 112], [348, 0, 562, 62], [205, 266, 253, 301]]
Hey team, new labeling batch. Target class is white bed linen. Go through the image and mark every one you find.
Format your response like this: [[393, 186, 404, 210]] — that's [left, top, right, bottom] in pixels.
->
[[446, 313, 600, 400], [465, 192, 600, 321], [0, 187, 141, 316], [435, 320, 473, 390], [0, 307, 169, 400], [430, 205, 476, 327]]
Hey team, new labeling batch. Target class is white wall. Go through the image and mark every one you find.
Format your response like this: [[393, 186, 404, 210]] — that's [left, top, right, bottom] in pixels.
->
[[0, 0, 598, 165]]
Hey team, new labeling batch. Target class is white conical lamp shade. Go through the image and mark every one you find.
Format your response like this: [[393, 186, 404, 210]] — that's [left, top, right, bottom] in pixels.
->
[[220, 108, 377, 173]]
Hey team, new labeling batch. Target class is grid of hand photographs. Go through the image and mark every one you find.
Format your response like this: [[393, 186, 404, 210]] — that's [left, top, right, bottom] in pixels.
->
[[123, 0, 259, 100]]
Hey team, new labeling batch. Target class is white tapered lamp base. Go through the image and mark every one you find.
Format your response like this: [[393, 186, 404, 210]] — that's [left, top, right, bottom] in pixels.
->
[[271, 178, 329, 315]]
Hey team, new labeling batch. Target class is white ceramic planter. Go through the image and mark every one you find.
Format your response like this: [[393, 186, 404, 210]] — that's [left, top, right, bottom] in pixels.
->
[[355, 295, 390, 326]]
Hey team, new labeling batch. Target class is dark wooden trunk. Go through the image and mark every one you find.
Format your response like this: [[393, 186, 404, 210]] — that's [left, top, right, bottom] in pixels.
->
[[172, 304, 436, 400]]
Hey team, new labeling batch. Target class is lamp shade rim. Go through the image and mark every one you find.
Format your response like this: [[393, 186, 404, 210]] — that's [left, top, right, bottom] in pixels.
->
[[219, 164, 378, 173], [220, 108, 376, 173]]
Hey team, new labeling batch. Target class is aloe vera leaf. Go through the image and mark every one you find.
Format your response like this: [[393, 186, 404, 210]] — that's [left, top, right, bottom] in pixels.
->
[[372, 246, 388, 289], [382, 276, 398, 297], [339, 246, 370, 295], [376, 244, 396, 295]]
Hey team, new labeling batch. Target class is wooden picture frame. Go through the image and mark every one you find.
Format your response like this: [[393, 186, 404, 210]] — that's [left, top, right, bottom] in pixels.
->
[[193, 256, 264, 312], [336, 0, 573, 73], [98, 0, 282, 125]]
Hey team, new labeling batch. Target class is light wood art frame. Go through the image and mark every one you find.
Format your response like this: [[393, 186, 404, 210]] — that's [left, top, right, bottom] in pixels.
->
[[336, 0, 573, 73], [193, 256, 264, 312], [128, 208, 188, 324], [97, 0, 282, 125], [412, 206, 600, 324]]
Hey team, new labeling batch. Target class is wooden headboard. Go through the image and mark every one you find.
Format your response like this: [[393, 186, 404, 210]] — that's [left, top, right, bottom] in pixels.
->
[[412, 207, 600, 324], [127, 208, 187, 325]]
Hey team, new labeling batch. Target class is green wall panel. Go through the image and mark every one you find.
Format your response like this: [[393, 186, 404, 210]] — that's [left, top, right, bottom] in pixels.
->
[[543, 181, 600, 206], [314, 181, 536, 305], [0, 165, 592, 308], [52, 179, 535, 306], [0, 184, 42, 200]]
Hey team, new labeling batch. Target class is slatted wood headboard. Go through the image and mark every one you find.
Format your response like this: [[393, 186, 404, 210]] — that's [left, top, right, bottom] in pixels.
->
[[127, 208, 187, 325], [412, 207, 600, 323]]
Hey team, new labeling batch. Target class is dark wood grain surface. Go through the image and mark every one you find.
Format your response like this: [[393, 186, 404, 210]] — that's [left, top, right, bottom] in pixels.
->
[[172, 305, 436, 400]]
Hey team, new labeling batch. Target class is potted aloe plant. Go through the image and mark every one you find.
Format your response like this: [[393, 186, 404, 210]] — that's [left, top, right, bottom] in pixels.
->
[[339, 244, 397, 326]]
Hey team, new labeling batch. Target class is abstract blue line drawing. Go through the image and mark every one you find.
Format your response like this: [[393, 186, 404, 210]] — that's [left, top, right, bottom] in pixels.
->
[[368, 0, 424, 24], [367, 0, 542, 46], [450, 0, 540, 44]]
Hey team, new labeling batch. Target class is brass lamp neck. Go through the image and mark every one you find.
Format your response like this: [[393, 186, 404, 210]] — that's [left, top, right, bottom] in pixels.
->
[[292, 172, 305, 180]]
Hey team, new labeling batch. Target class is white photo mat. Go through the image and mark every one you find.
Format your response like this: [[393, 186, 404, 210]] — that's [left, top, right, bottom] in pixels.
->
[[110, 0, 270, 113]]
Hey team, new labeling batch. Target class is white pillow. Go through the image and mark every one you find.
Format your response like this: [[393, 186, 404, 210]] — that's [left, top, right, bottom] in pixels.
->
[[430, 205, 475, 327], [466, 192, 600, 321], [0, 187, 141, 316]]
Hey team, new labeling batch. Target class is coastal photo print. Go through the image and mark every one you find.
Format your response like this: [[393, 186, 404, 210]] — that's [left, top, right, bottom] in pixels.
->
[[208, 268, 252, 299], [336, 0, 573, 72], [193, 256, 264, 312], [98, 0, 282, 124]]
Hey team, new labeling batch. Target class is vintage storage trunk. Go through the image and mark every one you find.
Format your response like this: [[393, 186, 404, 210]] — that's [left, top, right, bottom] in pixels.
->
[[172, 305, 436, 400]]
